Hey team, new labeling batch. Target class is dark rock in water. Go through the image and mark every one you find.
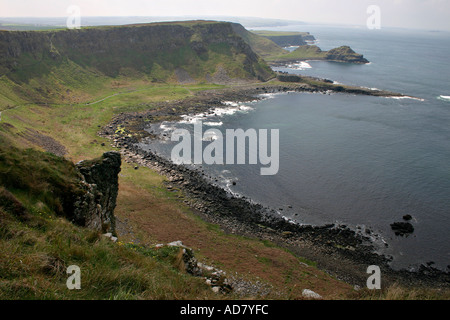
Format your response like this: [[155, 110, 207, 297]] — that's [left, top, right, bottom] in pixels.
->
[[74, 152, 121, 234], [325, 46, 369, 64], [391, 222, 414, 237], [403, 214, 413, 221]]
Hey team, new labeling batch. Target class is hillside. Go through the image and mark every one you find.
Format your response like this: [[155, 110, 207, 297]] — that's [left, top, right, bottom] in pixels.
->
[[252, 30, 316, 47], [1, 20, 445, 301], [0, 21, 274, 108], [230, 23, 288, 59], [268, 45, 370, 64], [228, 28, 369, 65]]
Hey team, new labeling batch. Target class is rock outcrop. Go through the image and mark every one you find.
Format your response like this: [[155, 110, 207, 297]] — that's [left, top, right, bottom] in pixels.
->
[[391, 222, 415, 237], [268, 44, 369, 65], [73, 152, 121, 234], [325, 46, 369, 64]]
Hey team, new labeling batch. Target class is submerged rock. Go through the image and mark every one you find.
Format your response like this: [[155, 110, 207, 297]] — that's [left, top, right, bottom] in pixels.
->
[[403, 214, 413, 221], [391, 222, 415, 237]]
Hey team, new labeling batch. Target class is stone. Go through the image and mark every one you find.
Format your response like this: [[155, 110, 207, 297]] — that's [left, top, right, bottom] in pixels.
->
[[168, 241, 185, 247], [391, 222, 414, 237], [302, 289, 322, 300], [403, 214, 413, 221], [211, 287, 220, 293]]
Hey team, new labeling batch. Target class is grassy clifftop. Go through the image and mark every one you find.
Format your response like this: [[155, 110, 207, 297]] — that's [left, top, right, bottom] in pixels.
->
[[252, 30, 316, 47], [0, 21, 274, 108], [267, 45, 370, 64]]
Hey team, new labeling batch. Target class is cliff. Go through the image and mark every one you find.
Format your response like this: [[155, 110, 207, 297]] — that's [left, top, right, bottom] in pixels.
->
[[268, 45, 369, 64], [74, 152, 121, 234], [0, 140, 121, 234], [230, 23, 287, 59], [324, 46, 369, 64], [252, 30, 316, 47], [0, 21, 274, 106]]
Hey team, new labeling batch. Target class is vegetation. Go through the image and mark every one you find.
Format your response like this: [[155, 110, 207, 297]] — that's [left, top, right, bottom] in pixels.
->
[[0, 21, 446, 300], [271, 45, 327, 61], [252, 30, 312, 37], [0, 21, 274, 108]]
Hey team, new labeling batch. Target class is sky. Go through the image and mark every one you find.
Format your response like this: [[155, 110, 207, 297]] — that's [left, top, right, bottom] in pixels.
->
[[1, 0, 450, 31]]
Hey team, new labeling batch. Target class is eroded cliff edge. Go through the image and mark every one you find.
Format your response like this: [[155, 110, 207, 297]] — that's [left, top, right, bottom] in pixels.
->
[[74, 152, 121, 235]]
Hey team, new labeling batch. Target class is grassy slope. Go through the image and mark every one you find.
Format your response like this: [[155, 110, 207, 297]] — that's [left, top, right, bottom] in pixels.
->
[[230, 23, 287, 59], [0, 78, 367, 300], [252, 31, 311, 37], [2, 82, 447, 300], [269, 45, 327, 62]]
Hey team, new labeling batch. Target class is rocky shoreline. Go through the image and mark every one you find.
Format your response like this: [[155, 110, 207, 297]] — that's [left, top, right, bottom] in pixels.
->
[[100, 81, 449, 289]]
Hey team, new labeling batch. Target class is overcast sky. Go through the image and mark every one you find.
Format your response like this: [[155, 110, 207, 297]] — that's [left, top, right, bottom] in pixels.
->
[[1, 0, 449, 31]]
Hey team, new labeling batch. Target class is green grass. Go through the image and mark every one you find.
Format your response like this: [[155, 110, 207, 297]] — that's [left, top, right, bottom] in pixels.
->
[[0, 206, 216, 300], [0, 21, 446, 300], [0, 141, 219, 300], [267, 45, 327, 62], [0, 141, 83, 217], [252, 30, 311, 37], [0, 82, 222, 160], [231, 25, 287, 59], [0, 21, 274, 110]]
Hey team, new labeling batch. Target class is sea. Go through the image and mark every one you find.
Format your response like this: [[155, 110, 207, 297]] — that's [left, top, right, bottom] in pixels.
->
[[139, 24, 450, 272]]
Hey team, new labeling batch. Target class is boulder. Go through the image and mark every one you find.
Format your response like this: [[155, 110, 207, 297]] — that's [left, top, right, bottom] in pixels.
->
[[302, 289, 322, 299], [391, 222, 414, 237]]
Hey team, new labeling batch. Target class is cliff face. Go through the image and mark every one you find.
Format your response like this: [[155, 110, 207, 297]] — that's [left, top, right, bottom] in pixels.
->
[[0, 21, 274, 105], [230, 23, 288, 59], [74, 152, 121, 234], [0, 141, 122, 234]]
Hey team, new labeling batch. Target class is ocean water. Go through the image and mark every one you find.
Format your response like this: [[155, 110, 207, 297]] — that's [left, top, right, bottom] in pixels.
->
[[141, 25, 450, 271]]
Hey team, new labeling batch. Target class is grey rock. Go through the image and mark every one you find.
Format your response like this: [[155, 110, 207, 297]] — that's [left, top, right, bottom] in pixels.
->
[[302, 289, 322, 299], [73, 152, 121, 234]]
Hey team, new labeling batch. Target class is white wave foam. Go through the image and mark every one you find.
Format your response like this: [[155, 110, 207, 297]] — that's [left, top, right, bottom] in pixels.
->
[[258, 93, 277, 99], [438, 95, 450, 102], [286, 61, 312, 70], [160, 122, 175, 132], [212, 103, 254, 117], [388, 96, 425, 102], [179, 112, 212, 124], [361, 86, 381, 91], [203, 121, 223, 127], [223, 101, 239, 107], [202, 131, 220, 141], [174, 101, 255, 127]]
